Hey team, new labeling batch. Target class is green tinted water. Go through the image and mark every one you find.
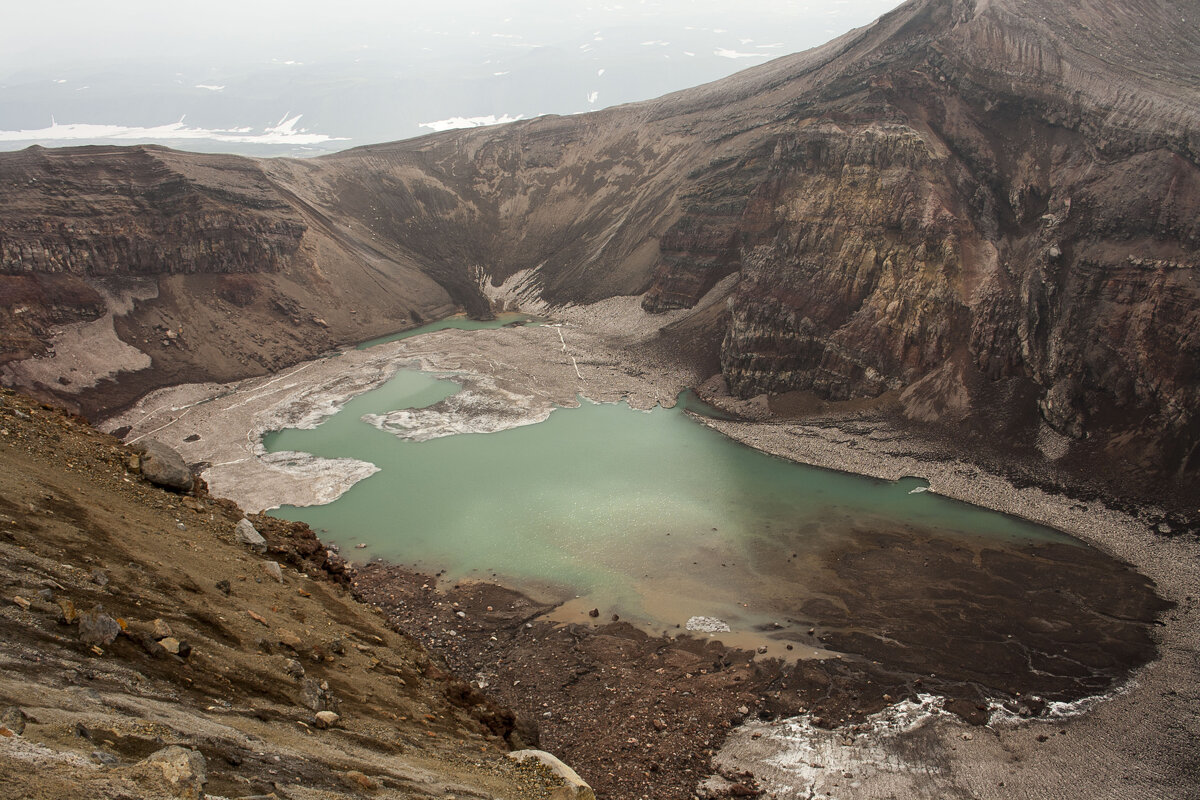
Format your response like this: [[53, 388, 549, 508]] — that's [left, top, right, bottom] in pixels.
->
[[356, 312, 536, 349], [265, 368, 1080, 641]]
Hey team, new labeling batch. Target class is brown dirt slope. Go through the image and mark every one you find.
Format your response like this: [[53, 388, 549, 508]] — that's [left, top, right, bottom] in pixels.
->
[[0, 387, 563, 800]]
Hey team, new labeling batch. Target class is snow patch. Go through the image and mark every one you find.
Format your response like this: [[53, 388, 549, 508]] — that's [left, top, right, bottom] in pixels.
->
[[0, 114, 344, 145], [715, 48, 769, 59], [418, 114, 524, 132], [246, 452, 380, 509], [364, 378, 553, 442], [714, 695, 951, 797], [987, 683, 1132, 726]]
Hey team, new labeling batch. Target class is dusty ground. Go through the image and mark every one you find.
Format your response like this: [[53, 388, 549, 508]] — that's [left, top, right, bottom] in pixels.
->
[[0, 388, 567, 800]]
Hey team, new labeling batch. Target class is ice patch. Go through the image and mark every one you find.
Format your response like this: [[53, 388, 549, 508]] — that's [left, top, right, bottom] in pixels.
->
[[587, 91, 598, 104], [715, 695, 951, 797], [686, 616, 731, 633], [250, 361, 409, 435], [908, 486, 930, 494], [987, 682, 1131, 726], [247, 451, 381, 509], [364, 383, 552, 442], [195, 84, 225, 91]]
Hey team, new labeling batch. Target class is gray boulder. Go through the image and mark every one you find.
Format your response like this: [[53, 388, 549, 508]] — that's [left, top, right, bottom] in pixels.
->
[[508, 750, 595, 800], [129, 439, 194, 491], [1, 707, 26, 736], [78, 605, 121, 646], [141, 746, 207, 799], [235, 519, 267, 553]]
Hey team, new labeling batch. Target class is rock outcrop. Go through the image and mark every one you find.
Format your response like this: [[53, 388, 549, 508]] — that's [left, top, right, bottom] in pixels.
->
[[128, 438, 194, 491], [0, 0, 1196, 504]]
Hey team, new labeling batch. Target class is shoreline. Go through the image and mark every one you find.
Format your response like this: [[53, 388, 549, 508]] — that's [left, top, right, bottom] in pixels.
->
[[687, 396, 1200, 798], [100, 301, 1200, 799]]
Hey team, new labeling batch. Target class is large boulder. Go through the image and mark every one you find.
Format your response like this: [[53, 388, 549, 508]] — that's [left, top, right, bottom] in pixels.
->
[[129, 439, 194, 491], [126, 746, 207, 800], [508, 750, 595, 800], [234, 519, 267, 553], [77, 604, 121, 646]]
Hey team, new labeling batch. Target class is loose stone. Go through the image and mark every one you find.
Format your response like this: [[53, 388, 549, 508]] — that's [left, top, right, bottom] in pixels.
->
[[235, 519, 267, 553], [78, 605, 121, 646]]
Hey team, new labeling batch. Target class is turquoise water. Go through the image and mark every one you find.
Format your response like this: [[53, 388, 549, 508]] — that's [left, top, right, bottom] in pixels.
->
[[265, 368, 1080, 640], [356, 312, 536, 349]]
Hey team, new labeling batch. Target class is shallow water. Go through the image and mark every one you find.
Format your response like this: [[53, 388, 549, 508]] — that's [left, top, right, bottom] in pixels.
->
[[265, 367, 1083, 650]]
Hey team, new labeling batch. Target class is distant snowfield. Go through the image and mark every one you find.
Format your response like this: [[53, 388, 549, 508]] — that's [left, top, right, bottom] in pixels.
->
[[714, 48, 769, 59], [0, 113, 345, 145], [418, 113, 526, 132]]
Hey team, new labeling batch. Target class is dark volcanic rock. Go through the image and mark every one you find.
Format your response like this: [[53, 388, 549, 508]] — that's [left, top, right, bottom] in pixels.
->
[[77, 605, 121, 646]]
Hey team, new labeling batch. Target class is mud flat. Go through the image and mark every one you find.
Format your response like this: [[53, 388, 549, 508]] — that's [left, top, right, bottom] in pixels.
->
[[692, 407, 1200, 798], [102, 297, 1198, 799]]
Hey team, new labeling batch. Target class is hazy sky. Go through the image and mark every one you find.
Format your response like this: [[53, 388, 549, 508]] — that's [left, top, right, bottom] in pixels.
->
[[0, 0, 906, 153], [2, 1, 904, 68]]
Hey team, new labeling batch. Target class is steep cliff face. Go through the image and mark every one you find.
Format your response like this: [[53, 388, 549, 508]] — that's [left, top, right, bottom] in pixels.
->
[[0, 145, 306, 276], [645, 0, 1200, 489], [714, 123, 969, 401], [0, 145, 458, 417], [0, 0, 1196, 497]]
